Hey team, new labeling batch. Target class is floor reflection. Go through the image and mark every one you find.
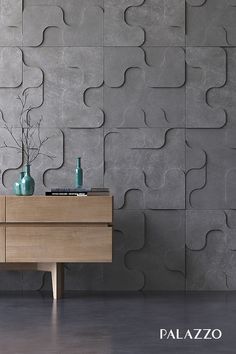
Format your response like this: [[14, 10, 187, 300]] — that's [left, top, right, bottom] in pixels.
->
[[0, 291, 234, 353]]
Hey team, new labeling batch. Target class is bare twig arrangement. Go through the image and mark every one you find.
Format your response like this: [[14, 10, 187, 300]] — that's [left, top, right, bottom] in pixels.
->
[[0, 91, 55, 165]]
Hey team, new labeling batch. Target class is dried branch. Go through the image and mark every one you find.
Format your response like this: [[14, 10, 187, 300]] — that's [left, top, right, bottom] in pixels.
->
[[3, 124, 21, 148], [0, 143, 21, 151], [0, 91, 56, 165]]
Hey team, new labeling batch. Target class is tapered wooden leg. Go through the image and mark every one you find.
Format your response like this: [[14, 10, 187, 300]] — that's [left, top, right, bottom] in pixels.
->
[[38, 262, 64, 299], [51, 263, 64, 300]]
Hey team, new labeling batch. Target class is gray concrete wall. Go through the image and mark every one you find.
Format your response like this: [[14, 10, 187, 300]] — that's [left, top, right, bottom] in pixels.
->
[[0, 0, 235, 291]]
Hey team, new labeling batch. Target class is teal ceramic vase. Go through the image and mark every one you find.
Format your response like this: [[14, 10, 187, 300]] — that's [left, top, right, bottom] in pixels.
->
[[75, 157, 83, 188], [13, 171, 25, 196], [21, 165, 35, 196]]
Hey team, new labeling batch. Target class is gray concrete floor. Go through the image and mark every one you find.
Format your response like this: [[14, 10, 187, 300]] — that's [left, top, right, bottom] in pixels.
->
[[0, 292, 235, 354]]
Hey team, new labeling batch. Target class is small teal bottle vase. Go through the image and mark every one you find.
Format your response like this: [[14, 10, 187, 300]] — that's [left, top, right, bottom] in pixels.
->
[[21, 165, 35, 196], [13, 171, 25, 196], [75, 157, 83, 188]]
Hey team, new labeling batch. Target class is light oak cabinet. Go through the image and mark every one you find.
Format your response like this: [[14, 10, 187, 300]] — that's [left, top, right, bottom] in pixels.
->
[[0, 196, 113, 299]]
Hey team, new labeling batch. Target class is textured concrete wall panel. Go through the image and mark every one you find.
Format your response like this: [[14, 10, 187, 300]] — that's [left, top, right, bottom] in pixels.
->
[[0, 0, 235, 291]]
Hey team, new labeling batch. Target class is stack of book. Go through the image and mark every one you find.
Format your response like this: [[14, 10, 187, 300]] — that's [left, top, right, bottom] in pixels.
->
[[45, 188, 110, 196]]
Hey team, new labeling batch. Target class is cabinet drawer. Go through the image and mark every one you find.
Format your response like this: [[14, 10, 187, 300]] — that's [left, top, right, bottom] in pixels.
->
[[6, 226, 112, 262], [6, 196, 113, 223]]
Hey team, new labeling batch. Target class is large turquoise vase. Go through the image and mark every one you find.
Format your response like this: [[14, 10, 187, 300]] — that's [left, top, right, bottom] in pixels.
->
[[21, 165, 35, 196], [13, 171, 25, 196], [75, 157, 83, 188]]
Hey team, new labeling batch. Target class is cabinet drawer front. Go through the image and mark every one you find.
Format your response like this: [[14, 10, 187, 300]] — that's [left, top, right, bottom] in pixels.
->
[[6, 196, 113, 223], [6, 226, 112, 263]]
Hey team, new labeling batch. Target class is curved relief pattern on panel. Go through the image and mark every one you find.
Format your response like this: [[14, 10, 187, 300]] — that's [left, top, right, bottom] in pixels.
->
[[187, 168, 207, 209], [112, 210, 145, 290], [23, 5, 67, 47], [186, 140, 206, 172], [126, 0, 185, 46], [186, 47, 226, 128], [144, 47, 185, 88], [104, 47, 185, 89], [186, 210, 226, 251], [104, 128, 185, 209], [105, 167, 145, 209], [186, 230, 236, 291], [104, 0, 145, 46], [208, 49, 236, 131], [185, 210, 236, 290], [127, 211, 185, 290], [145, 168, 185, 209], [62, 47, 104, 128], [187, 0, 236, 46], [187, 128, 236, 209], [186, 141, 207, 209], [224, 210, 236, 252], [23, 47, 104, 128], [104, 47, 146, 88], [104, 67, 185, 128], [165, 246, 185, 279], [23, 2, 104, 46], [186, 0, 207, 5]]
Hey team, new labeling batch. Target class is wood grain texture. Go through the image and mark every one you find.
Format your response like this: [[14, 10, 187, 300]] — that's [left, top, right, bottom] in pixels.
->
[[6, 225, 112, 262], [0, 197, 5, 222], [6, 196, 113, 223], [0, 226, 5, 262]]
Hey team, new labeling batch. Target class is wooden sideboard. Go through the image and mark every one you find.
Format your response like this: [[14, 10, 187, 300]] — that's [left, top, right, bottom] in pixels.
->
[[0, 196, 113, 299]]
